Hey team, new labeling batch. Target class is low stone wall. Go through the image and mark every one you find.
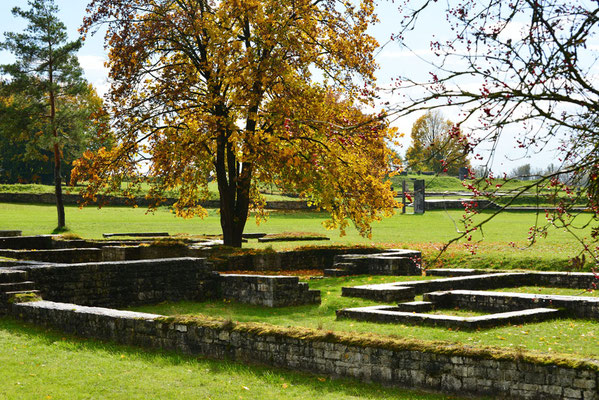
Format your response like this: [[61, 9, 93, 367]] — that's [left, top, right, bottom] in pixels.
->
[[0, 260, 40, 268], [534, 272, 599, 289], [208, 247, 384, 272], [102, 245, 195, 261], [0, 230, 22, 237], [0, 235, 55, 250], [426, 290, 599, 319], [218, 274, 320, 307], [399, 273, 530, 294], [0, 248, 104, 263], [12, 300, 599, 400], [332, 250, 421, 276], [337, 305, 561, 330], [425, 199, 500, 211], [0, 192, 313, 210], [16, 258, 216, 308], [343, 273, 530, 300]]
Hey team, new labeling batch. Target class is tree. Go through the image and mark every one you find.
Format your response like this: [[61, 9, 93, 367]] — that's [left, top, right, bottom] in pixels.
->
[[72, 0, 399, 247], [393, 0, 599, 262], [0, 0, 95, 230], [509, 164, 532, 181], [405, 111, 471, 175], [0, 84, 108, 185]]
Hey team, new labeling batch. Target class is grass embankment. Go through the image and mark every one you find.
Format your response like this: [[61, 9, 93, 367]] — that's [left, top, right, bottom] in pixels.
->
[[131, 275, 599, 361], [0, 202, 595, 270], [0, 183, 299, 202], [388, 174, 543, 193], [0, 318, 459, 400]]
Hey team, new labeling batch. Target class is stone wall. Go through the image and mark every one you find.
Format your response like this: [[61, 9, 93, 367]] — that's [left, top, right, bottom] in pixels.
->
[[332, 250, 421, 276], [209, 247, 383, 272], [534, 272, 599, 289], [16, 257, 216, 308], [218, 274, 320, 307], [0, 235, 55, 250], [426, 290, 599, 319], [0, 192, 313, 210], [13, 300, 599, 400], [424, 199, 500, 211], [0, 248, 103, 263], [101, 245, 195, 261], [0, 230, 21, 237]]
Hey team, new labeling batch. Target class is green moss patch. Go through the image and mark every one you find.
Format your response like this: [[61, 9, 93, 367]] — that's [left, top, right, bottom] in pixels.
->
[[8, 292, 42, 304]]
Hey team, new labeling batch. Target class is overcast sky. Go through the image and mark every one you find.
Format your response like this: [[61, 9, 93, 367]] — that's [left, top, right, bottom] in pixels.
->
[[0, 1, 563, 175]]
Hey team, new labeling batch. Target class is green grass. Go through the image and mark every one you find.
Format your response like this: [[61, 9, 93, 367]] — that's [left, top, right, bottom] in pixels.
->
[[0, 202, 594, 270], [0, 318, 461, 400], [131, 275, 599, 360]]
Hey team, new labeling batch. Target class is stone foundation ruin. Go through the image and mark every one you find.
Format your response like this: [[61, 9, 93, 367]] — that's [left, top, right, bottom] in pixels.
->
[[0, 230, 598, 399], [338, 271, 599, 329]]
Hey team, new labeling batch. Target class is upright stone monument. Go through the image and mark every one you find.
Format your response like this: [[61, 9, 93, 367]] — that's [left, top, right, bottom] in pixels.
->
[[413, 179, 425, 214], [459, 166, 469, 180]]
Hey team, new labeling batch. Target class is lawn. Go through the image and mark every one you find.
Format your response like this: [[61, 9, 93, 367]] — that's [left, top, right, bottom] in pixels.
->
[[130, 275, 599, 361], [0, 318, 462, 400], [0, 202, 595, 270], [1, 202, 597, 398]]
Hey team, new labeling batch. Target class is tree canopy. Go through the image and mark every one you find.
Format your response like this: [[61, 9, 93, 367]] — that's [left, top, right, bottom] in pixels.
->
[[0, 0, 102, 230], [405, 111, 470, 175], [73, 0, 399, 246], [0, 84, 107, 185], [393, 0, 599, 260]]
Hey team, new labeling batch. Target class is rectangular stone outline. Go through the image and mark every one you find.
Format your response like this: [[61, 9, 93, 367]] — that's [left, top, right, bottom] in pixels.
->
[[336, 305, 562, 329]]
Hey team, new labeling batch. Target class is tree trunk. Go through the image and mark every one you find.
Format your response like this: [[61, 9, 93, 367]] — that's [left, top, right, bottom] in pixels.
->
[[48, 57, 65, 230], [215, 130, 249, 248], [53, 142, 65, 229], [213, 86, 259, 247]]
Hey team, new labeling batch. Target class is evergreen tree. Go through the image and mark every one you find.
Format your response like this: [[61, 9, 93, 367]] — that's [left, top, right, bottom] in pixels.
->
[[0, 0, 93, 230]]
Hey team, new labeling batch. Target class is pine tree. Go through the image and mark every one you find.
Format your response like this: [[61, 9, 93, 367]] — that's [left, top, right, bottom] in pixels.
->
[[1, 0, 91, 230]]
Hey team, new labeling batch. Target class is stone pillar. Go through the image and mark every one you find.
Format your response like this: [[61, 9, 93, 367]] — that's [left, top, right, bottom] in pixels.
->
[[401, 180, 407, 214], [413, 180, 425, 214], [459, 167, 469, 180]]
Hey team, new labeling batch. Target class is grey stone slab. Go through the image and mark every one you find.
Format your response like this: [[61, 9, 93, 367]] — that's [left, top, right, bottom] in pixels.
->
[[342, 285, 415, 302], [0, 269, 28, 283], [14, 300, 163, 320], [102, 232, 170, 238], [336, 305, 561, 329], [396, 301, 435, 312]]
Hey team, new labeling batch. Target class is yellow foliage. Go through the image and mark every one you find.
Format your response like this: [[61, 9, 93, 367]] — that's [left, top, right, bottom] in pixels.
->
[[74, 0, 399, 245]]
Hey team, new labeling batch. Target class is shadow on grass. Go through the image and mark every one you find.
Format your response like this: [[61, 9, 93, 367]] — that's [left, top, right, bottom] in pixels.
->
[[0, 317, 473, 400]]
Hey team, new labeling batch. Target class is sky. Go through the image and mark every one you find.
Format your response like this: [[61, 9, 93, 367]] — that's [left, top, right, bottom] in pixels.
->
[[0, 0, 563, 175]]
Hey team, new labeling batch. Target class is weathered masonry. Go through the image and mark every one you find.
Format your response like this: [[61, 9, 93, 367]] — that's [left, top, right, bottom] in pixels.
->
[[0, 259, 321, 311], [339, 271, 599, 329], [12, 300, 599, 400]]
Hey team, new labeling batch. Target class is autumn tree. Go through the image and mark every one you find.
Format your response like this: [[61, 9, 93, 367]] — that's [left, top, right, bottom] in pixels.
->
[[405, 111, 470, 175], [73, 0, 399, 247], [509, 164, 532, 181], [392, 0, 599, 262], [0, 0, 98, 230]]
